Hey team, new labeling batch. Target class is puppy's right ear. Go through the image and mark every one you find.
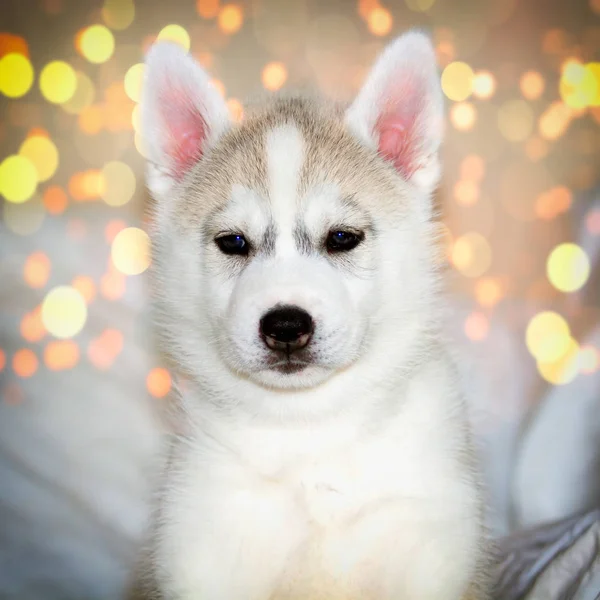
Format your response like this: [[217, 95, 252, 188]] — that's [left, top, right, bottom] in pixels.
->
[[140, 42, 231, 201]]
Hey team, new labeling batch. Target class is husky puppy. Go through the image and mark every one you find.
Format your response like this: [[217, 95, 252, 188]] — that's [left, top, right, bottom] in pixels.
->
[[131, 30, 489, 600]]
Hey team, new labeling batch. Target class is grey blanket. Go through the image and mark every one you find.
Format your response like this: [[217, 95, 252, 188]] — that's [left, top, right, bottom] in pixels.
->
[[493, 509, 600, 600]]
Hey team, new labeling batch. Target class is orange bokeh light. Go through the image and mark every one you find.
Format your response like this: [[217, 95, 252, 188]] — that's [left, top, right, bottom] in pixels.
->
[[0, 349, 5, 372], [71, 275, 96, 304], [475, 278, 502, 308], [197, 0, 220, 18], [147, 367, 172, 398], [43, 185, 68, 214], [368, 6, 392, 36], [20, 308, 46, 343], [24, 252, 51, 288], [0, 33, 29, 58], [78, 104, 103, 134], [44, 340, 79, 371], [13, 348, 38, 378], [262, 62, 287, 91], [520, 71, 545, 100], [218, 4, 243, 34]]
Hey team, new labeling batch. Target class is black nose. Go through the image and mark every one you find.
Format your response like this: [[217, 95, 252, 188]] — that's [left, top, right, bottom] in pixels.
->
[[260, 306, 313, 351]]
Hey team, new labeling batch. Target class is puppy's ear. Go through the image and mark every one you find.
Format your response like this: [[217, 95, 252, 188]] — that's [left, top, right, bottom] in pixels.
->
[[345, 31, 443, 193], [140, 42, 231, 200]]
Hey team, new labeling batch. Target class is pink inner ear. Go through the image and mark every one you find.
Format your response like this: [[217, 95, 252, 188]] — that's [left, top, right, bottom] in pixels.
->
[[374, 79, 425, 179], [160, 86, 208, 180]]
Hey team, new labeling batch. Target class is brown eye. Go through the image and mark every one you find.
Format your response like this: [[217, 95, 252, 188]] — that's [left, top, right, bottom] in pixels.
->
[[326, 230, 363, 253], [215, 234, 249, 256]]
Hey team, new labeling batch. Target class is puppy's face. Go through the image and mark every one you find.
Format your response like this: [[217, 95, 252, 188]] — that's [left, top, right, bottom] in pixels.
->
[[141, 32, 443, 393]]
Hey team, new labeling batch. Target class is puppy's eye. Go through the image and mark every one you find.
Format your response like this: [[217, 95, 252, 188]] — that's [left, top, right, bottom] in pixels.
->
[[215, 234, 249, 256], [326, 230, 364, 253]]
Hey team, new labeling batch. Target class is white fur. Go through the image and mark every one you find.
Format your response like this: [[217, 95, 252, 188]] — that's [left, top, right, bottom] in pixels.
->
[[345, 31, 444, 194], [140, 42, 231, 202], [141, 31, 485, 600]]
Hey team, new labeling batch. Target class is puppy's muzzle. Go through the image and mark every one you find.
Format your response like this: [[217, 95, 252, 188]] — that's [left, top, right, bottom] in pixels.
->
[[259, 306, 313, 352]]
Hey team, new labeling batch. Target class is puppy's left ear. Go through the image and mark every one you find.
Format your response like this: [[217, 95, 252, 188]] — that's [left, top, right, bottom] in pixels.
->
[[345, 31, 443, 193]]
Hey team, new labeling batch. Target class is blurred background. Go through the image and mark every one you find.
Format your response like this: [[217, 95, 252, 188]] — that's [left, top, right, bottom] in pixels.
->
[[0, 0, 599, 598]]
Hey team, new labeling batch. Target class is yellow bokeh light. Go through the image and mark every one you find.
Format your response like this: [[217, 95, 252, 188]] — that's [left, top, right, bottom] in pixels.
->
[[497, 99, 534, 142], [124, 63, 145, 102], [262, 62, 287, 91], [450, 102, 477, 131], [472, 71, 496, 99], [61, 71, 95, 114], [40, 60, 77, 104], [101, 161, 136, 207], [537, 337, 580, 386], [538, 101, 572, 140], [441, 62, 474, 102], [79, 25, 115, 64], [546, 243, 590, 293], [218, 5, 243, 34], [19, 136, 59, 182], [102, 0, 135, 30], [131, 104, 141, 131], [111, 227, 151, 275], [526, 311, 571, 363], [559, 60, 598, 109], [0, 52, 34, 98], [451, 232, 491, 278], [0, 155, 38, 203], [41, 286, 88, 339], [157, 24, 191, 51]]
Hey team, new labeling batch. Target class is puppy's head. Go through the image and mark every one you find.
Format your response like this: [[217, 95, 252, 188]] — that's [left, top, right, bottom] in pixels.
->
[[140, 32, 443, 394]]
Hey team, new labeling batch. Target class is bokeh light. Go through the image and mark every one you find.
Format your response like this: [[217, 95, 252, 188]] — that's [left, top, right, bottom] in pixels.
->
[[0, 52, 34, 98], [39, 60, 77, 104], [197, 0, 220, 19], [537, 337, 580, 386], [464, 311, 489, 341], [41, 286, 88, 339], [520, 71, 545, 100], [441, 61, 474, 101], [124, 63, 145, 102], [157, 24, 191, 50], [19, 136, 59, 182], [451, 232, 492, 278], [526, 311, 572, 363], [79, 25, 115, 64], [147, 367, 172, 398], [44, 340, 79, 371], [101, 161, 136, 206], [368, 7, 393, 36], [24, 252, 51, 288], [111, 227, 151, 275], [218, 5, 244, 34], [12, 348, 38, 378], [547, 243, 591, 293], [0, 155, 38, 203], [450, 102, 477, 131], [472, 71, 496, 99], [87, 329, 123, 370], [262, 62, 287, 91]]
